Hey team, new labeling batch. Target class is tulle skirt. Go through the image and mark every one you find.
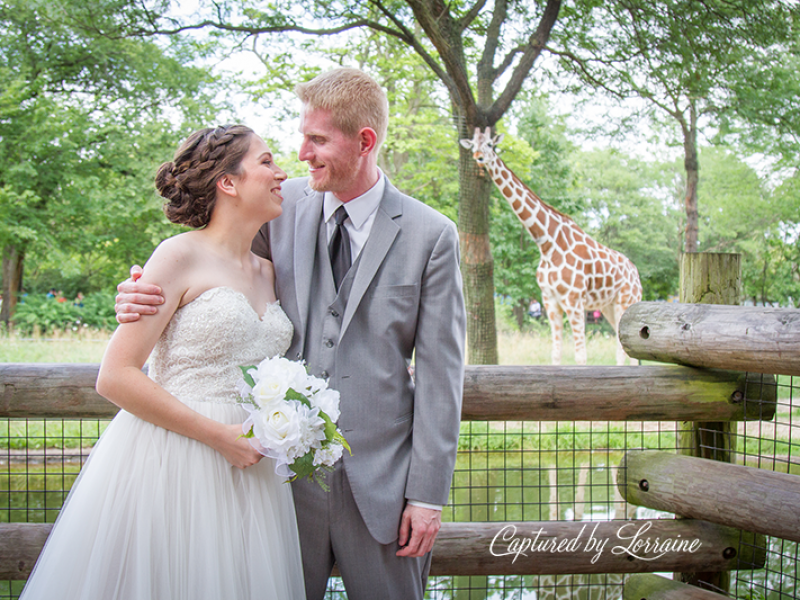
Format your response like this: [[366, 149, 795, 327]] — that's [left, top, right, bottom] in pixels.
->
[[20, 401, 306, 600]]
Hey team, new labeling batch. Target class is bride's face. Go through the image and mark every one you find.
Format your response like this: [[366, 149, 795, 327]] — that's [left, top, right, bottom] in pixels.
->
[[232, 135, 287, 223]]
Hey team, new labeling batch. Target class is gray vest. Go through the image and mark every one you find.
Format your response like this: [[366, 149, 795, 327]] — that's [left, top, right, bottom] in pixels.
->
[[303, 217, 360, 380]]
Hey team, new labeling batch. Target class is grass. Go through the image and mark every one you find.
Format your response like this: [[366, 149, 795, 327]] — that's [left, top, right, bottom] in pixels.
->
[[0, 320, 621, 366], [0, 329, 111, 363], [497, 325, 620, 365]]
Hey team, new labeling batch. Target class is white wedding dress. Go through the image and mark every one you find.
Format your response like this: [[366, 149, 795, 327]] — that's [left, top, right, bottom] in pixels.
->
[[20, 287, 306, 600]]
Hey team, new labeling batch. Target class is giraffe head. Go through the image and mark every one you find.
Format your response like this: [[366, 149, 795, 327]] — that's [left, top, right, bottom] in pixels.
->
[[459, 127, 505, 172]]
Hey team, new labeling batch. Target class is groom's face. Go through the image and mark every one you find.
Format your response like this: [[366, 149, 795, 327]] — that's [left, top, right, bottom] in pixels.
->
[[298, 106, 361, 199]]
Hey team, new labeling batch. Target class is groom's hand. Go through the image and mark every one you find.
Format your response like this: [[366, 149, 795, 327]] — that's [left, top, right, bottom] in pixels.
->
[[396, 504, 441, 558], [115, 265, 164, 324]]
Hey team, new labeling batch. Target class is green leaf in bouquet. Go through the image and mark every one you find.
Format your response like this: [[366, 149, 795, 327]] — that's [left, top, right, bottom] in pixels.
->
[[238, 425, 255, 440], [285, 387, 309, 405], [288, 453, 316, 480], [333, 431, 352, 455], [320, 411, 336, 436], [288, 453, 335, 491], [238, 366, 256, 388]]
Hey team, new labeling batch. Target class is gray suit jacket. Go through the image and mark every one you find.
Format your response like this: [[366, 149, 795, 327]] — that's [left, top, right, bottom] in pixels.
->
[[252, 176, 466, 544]]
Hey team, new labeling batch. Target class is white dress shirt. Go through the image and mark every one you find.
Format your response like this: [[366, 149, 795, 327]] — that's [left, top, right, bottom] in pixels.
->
[[323, 172, 385, 259]]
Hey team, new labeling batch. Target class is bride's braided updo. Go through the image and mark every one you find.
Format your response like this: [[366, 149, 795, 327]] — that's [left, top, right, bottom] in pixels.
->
[[156, 125, 255, 228]]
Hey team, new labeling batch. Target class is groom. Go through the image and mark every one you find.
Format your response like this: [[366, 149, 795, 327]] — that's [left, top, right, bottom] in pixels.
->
[[116, 67, 466, 599]]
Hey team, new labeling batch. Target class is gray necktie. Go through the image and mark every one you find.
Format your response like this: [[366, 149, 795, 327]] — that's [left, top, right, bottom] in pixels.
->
[[328, 205, 351, 291]]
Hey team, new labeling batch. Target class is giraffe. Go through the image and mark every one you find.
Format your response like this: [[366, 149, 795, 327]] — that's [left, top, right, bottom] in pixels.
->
[[460, 127, 642, 365]]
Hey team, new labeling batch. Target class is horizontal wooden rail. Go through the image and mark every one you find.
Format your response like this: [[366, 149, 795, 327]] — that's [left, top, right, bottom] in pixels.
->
[[1, 364, 777, 422], [463, 365, 775, 421], [1, 518, 765, 580], [624, 573, 730, 599], [618, 450, 800, 543], [619, 302, 800, 376]]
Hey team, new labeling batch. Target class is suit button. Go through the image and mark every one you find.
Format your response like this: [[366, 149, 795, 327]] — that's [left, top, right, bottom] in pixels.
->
[[330, 309, 339, 317], [325, 339, 334, 348], [321, 370, 329, 378]]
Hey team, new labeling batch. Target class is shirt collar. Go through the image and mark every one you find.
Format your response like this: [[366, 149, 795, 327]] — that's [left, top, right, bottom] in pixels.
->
[[323, 170, 385, 230]]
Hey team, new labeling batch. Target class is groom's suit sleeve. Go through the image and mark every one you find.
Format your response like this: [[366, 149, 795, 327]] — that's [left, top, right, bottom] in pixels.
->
[[251, 224, 271, 260], [404, 220, 466, 506]]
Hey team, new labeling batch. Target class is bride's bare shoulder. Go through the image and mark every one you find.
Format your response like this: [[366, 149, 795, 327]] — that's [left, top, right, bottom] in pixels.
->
[[149, 232, 204, 261], [140, 233, 203, 285]]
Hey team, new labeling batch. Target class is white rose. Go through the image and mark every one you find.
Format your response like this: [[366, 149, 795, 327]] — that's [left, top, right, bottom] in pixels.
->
[[251, 376, 290, 408], [250, 399, 303, 459], [311, 388, 341, 422], [256, 356, 308, 392]]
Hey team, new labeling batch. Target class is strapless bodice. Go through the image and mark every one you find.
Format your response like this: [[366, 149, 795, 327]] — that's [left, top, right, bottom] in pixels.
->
[[147, 287, 293, 405]]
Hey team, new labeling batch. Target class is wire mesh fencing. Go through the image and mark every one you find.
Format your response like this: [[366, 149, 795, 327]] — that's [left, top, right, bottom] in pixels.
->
[[1, 373, 797, 599]]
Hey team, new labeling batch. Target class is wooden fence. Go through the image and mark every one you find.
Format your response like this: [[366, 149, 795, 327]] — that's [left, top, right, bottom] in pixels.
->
[[2, 301, 799, 596]]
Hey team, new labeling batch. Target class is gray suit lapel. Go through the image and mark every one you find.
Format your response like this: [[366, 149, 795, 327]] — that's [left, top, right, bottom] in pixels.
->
[[340, 188, 402, 339], [292, 188, 323, 346]]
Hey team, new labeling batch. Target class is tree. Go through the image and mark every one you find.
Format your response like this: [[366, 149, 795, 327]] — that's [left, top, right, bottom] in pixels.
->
[[574, 148, 682, 301], [721, 27, 800, 169], [129, 0, 563, 364], [692, 147, 797, 306], [0, 0, 215, 325], [119, 0, 800, 362], [551, 0, 797, 254]]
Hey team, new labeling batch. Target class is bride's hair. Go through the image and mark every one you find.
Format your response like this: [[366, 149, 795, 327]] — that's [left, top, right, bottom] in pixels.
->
[[156, 125, 254, 228]]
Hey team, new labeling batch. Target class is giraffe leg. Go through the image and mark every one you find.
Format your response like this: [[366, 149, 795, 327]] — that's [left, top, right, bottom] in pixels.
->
[[601, 304, 627, 365], [541, 295, 563, 365], [603, 302, 636, 365], [564, 302, 587, 365]]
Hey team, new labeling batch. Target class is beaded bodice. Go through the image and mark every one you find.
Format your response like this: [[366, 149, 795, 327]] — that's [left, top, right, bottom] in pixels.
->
[[148, 287, 293, 405]]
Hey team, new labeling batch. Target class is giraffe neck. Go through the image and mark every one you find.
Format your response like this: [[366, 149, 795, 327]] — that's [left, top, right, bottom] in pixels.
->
[[486, 156, 566, 253]]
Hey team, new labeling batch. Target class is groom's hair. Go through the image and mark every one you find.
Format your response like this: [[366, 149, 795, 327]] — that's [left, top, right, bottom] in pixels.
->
[[295, 68, 389, 148], [156, 125, 254, 228]]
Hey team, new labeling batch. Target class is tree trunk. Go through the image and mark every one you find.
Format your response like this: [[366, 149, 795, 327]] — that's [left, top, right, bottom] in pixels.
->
[[512, 299, 526, 331], [682, 102, 699, 253], [1, 245, 24, 327], [458, 134, 498, 365]]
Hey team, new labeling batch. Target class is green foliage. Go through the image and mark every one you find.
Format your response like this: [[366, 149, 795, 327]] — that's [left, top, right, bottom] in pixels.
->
[[556, 0, 796, 135], [555, 0, 798, 255], [457, 421, 678, 453], [719, 26, 800, 169], [574, 149, 683, 301], [663, 146, 800, 306], [0, 0, 220, 318], [11, 291, 117, 334]]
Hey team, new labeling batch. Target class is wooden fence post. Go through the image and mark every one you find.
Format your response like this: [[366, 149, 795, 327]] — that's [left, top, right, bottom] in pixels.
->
[[677, 252, 740, 592]]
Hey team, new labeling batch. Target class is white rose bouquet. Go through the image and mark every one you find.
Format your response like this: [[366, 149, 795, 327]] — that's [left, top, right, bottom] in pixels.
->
[[235, 356, 350, 489]]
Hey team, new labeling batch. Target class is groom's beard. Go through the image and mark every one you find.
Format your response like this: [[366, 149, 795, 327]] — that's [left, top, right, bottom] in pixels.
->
[[307, 153, 360, 196]]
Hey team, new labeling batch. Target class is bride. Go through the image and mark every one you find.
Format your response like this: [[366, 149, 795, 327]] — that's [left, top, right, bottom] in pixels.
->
[[20, 125, 306, 599]]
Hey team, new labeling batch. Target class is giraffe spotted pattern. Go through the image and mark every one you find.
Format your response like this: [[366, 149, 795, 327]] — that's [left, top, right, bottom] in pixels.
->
[[461, 127, 642, 365]]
